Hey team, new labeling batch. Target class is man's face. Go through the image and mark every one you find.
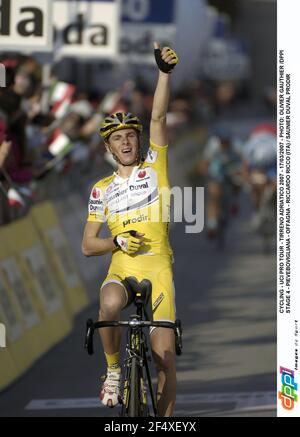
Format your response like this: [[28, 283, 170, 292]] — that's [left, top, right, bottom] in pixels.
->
[[106, 128, 140, 166]]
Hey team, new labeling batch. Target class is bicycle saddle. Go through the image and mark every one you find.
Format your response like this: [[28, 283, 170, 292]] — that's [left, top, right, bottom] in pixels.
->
[[122, 276, 151, 306]]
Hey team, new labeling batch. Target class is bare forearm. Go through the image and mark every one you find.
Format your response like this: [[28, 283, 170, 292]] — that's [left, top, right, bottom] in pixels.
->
[[82, 236, 115, 257], [152, 72, 170, 120]]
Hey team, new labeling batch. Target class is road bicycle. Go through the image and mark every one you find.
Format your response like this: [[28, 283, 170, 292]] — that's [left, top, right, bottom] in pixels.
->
[[84, 276, 182, 417]]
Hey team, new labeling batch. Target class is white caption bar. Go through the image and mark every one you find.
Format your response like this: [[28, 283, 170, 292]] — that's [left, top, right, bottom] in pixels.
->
[[277, 0, 300, 417]]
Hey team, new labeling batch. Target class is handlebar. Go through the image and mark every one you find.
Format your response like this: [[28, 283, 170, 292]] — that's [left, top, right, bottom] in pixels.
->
[[85, 318, 182, 356], [93, 320, 176, 329]]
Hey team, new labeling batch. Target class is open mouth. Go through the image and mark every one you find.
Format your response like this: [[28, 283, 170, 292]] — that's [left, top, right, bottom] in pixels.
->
[[121, 148, 132, 154]]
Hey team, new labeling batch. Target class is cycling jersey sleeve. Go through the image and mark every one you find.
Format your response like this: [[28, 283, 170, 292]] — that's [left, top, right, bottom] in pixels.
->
[[87, 184, 107, 222], [145, 139, 168, 174]]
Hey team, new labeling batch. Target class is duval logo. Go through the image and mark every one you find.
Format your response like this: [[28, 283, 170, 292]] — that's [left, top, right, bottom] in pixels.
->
[[278, 366, 298, 410], [0, 323, 6, 348], [129, 182, 149, 191]]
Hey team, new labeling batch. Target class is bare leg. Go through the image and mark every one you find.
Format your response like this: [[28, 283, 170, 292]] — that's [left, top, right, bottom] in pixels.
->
[[99, 283, 127, 355], [151, 328, 176, 417]]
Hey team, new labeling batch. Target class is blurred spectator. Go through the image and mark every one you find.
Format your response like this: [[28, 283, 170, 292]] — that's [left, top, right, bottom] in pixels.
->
[[0, 88, 35, 183], [197, 126, 242, 239], [70, 91, 94, 119], [242, 123, 277, 219], [262, 86, 276, 114]]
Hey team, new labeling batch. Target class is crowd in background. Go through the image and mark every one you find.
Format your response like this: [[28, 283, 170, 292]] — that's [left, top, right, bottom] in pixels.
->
[[0, 52, 276, 239], [0, 54, 105, 223]]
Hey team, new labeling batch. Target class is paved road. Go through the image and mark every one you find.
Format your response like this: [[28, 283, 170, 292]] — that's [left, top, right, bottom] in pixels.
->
[[0, 191, 276, 417], [0, 115, 277, 417]]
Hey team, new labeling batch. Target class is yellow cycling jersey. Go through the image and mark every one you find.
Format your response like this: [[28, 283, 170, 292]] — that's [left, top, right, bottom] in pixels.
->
[[87, 140, 173, 259], [101, 254, 176, 324]]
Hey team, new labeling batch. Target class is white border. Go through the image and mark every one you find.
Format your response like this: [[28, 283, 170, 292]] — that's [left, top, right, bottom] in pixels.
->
[[277, 0, 300, 417]]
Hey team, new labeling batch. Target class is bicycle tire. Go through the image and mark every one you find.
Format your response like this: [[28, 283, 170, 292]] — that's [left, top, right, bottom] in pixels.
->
[[175, 319, 183, 356], [84, 319, 94, 355], [128, 356, 140, 417]]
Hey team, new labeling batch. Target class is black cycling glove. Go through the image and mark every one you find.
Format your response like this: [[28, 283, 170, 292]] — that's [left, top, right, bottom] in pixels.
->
[[154, 47, 179, 74]]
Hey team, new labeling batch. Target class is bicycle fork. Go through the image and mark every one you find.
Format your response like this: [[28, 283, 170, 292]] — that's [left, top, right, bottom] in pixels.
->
[[122, 326, 156, 416]]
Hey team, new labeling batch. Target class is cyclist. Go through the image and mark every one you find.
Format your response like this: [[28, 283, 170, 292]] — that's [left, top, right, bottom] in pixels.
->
[[198, 126, 241, 238], [82, 42, 178, 417]]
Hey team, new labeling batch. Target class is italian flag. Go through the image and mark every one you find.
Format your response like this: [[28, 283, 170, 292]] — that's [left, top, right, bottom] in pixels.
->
[[7, 187, 26, 208], [49, 81, 75, 119], [100, 90, 128, 115], [48, 129, 73, 158]]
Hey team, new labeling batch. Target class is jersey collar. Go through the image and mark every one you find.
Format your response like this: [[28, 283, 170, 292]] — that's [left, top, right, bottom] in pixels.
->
[[113, 162, 143, 183]]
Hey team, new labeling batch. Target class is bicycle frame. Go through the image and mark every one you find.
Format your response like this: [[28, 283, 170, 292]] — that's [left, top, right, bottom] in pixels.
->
[[84, 281, 182, 417], [122, 315, 156, 416]]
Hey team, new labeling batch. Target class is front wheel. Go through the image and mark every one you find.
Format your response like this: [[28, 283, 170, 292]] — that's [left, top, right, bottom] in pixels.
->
[[128, 356, 140, 417]]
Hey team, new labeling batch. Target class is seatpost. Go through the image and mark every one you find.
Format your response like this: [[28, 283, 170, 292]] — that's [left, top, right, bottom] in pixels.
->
[[134, 293, 144, 318]]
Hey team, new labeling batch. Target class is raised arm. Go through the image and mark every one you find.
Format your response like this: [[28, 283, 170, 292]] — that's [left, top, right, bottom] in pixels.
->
[[150, 42, 178, 147]]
